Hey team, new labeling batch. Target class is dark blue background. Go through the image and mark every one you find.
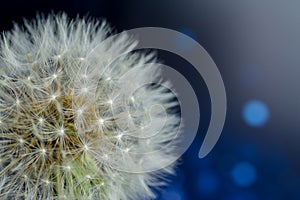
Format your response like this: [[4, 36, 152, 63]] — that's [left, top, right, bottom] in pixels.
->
[[2, 1, 300, 199]]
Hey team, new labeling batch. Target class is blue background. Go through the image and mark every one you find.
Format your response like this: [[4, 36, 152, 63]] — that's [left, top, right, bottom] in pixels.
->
[[1, 1, 300, 199]]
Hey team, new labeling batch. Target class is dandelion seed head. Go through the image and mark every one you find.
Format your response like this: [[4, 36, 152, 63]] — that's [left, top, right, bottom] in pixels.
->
[[57, 128, 65, 136], [38, 117, 44, 124], [84, 144, 89, 151], [40, 148, 47, 155], [98, 118, 104, 125], [15, 99, 20, 105], [0, 13, 180, 200], [107, 99, 113, 105], [86, 174, 91, 179], [77, 108, 83, 115], [18, 138, 24, 144], [81, 87, 88, 93], [51, 94, 57, 101], [130, 96, 135, 103], [55, 55, 61, 59], [66, 165, 71, 171]]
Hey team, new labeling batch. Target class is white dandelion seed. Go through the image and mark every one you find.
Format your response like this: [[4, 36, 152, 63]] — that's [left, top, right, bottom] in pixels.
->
[[0, 13, 180, 199]]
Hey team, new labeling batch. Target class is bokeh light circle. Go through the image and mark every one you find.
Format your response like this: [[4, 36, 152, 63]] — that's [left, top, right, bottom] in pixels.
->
[[231, 162, 257, 187], [243, 100, 269, 127]]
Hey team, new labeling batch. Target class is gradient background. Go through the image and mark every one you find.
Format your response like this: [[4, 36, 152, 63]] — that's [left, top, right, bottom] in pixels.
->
[[1, 0, 300, 199]]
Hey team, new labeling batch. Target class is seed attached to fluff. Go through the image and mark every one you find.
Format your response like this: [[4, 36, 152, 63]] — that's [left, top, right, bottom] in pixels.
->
[[0, 14, 180, 199]]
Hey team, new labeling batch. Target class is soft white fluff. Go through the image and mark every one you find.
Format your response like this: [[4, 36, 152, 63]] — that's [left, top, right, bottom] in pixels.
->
[[0, 14, 180, 199]]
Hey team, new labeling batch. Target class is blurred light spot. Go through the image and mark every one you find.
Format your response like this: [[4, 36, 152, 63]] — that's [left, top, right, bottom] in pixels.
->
[[243, 100, 269, 127], [231, 162, 257, 187], [160, 187, 185, 200], [174, 28, 197, 51], [197, 170, 219, 196]]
